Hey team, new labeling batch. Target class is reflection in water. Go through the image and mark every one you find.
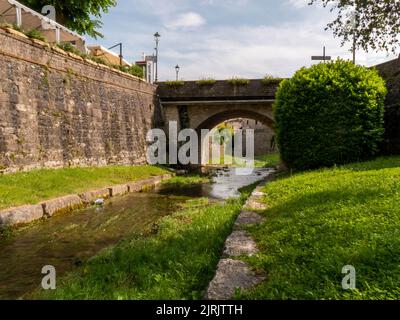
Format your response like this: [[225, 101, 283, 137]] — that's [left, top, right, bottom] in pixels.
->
[[0, 167, 273, 299], [157, 167, 274, 200], [207, 167, 274, 199]]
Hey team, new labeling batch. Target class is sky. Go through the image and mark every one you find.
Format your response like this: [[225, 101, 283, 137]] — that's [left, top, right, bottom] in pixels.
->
[[88, 0, 397, 81]]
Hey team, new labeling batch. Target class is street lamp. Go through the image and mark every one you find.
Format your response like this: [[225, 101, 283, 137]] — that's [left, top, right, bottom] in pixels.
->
[[154, 32, 161, 83], [175, 65, 180, 81]]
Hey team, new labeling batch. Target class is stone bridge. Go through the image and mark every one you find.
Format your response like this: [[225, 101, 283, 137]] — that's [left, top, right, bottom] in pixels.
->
[[157, 79, 280, 134], [157, 79, 281, 164]]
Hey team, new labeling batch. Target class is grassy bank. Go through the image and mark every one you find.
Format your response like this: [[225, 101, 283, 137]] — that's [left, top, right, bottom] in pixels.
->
[[0, 166, 169, 210], [35, 185, 253, 300], [239, 156, 400, 300]]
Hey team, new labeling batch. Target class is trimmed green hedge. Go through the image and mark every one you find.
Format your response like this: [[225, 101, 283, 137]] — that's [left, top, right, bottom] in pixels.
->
[[274, 59, 387, 170]]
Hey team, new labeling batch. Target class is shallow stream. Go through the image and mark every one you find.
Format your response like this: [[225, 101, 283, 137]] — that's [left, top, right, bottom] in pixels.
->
[[0, 167, 273, 299]]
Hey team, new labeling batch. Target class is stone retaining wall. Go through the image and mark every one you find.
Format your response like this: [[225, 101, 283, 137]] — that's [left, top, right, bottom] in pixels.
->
[[0, 173, 173, 227], [0, 27, 161, 173]]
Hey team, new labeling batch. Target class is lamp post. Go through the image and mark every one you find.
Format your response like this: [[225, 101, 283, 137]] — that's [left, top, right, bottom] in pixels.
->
[[154, 32, 161, 83], [175, 65, 180, 81], [108, 43, 123, 66]]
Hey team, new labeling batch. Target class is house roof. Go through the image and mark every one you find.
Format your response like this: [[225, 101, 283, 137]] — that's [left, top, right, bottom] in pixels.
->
[[87, 45, 131, 67]]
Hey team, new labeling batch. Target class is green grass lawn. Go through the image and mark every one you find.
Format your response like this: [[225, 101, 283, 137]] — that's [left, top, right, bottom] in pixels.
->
[[208, 153, 280, 168], [0, 166, 169, 210], [34, 186, 253, 300], [239, 156, 400, 300]]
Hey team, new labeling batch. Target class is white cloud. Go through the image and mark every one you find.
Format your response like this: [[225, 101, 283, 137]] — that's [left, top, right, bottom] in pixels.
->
[[287, 0, 310, 9], [166, 12, 206, 30], [97, 0, 397, 81], [157, 20, 396, 81]]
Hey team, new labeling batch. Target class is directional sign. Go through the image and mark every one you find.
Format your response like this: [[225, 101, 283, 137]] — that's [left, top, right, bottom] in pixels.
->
[[311, 46, 331, 62], [312, 56, 331, 61]]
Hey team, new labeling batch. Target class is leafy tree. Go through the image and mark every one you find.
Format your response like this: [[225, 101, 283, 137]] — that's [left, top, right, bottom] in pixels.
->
[[310, 0, 400, 53], [274, 59, 387, 170], [19, 0, 116, 38]]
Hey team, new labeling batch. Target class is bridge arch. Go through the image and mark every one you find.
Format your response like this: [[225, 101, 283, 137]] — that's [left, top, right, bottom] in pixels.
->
[[195, 109, 274, 132], [195, 110, 275, 166]]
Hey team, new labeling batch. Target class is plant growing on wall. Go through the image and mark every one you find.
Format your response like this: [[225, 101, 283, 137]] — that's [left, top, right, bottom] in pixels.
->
[[19, 0, 116, 38], [227, 77, 250, 86], [274, 59, 387, 170], [261, 74, 281, 85], [118, 65, 144, 79], [164, 80, 185, 88], [25, 29, 46, 41], [196, 78, 217, 86]]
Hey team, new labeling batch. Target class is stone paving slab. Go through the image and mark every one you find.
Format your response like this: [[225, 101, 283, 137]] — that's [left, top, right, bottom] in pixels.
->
[[205, 172, 276, 300], [205, 259, 265, 300], [223, 230, 259, 257], [244, 196, 268, 211], [244, 184, 269, 211], [235, 211, 265, 228]]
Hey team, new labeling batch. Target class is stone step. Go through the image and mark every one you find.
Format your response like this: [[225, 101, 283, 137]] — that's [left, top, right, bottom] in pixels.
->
[[205, 259, 265, 300], [223, 230, 259, 257], [235, 211, 265, 228]]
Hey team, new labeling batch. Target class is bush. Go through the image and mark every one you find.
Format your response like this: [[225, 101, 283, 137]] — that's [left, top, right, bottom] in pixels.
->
[[118, 64, 144, 79], [274, 59, 387, 170]]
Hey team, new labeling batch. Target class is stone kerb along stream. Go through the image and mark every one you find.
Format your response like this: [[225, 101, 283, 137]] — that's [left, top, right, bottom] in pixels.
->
[[0, 167, 273, 299]]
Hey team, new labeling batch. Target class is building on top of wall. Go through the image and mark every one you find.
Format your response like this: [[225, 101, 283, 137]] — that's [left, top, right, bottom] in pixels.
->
[[135, 54, 156, 84], [0, 0, 86, 51], [87, 45, 132, 67]]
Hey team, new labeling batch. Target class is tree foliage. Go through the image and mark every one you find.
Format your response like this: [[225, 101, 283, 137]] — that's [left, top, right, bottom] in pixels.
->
[[274, 59, 387, 170], [310, 0, 400, 53], [19, 0, 116, 38]]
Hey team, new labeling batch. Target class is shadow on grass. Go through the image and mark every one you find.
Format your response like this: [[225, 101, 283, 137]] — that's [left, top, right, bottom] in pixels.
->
[[263, 187, 387, 219]]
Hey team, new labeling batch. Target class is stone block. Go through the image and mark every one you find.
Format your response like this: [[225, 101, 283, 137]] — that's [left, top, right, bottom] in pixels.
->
[[127, 174, 173, 193], [78, 188, 110, 204], [234, 211, 265, 228], [205, 259, 265, 300], [0, 204, 44, 226], [223, 230, 259, 257], [108, 184, 128, 197], [41, 195, 83, 217], [126, 181, 142, 193]]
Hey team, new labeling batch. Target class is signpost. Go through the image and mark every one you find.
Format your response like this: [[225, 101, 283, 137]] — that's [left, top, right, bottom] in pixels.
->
[[311, 46, 331, 63]]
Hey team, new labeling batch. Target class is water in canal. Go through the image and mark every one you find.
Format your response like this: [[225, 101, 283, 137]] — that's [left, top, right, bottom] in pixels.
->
[[0, 168, 273, 299]]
